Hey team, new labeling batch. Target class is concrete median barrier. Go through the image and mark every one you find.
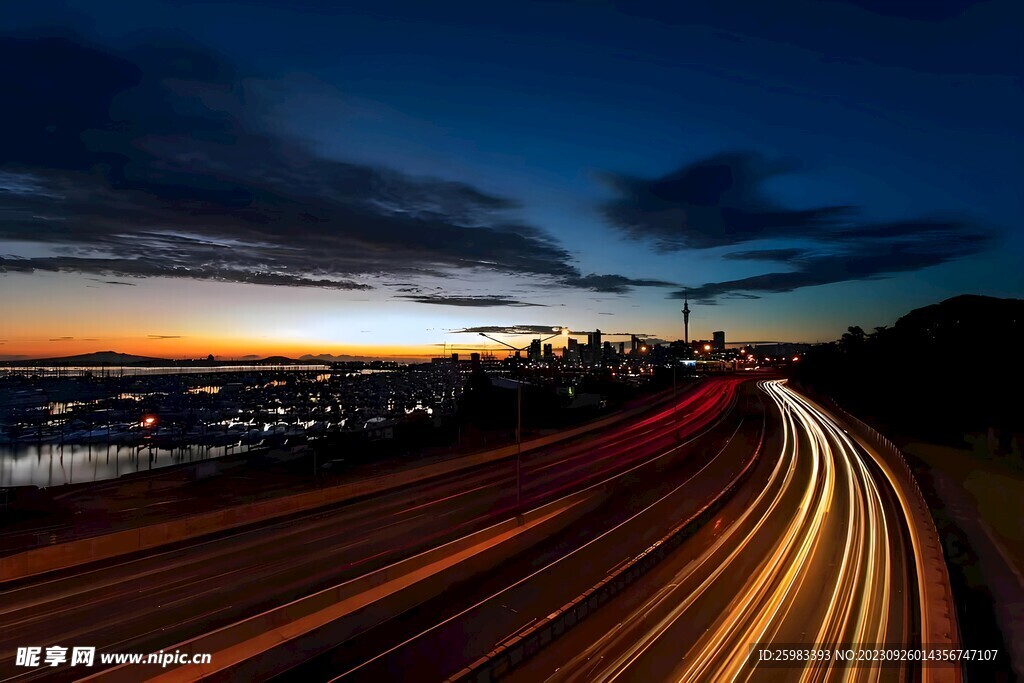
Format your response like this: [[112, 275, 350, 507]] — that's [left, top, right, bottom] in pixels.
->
[[446, 409, 765, 683]]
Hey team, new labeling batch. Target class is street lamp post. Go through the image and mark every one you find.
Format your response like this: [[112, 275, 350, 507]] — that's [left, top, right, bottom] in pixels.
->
[[478, 327, 569, 515]]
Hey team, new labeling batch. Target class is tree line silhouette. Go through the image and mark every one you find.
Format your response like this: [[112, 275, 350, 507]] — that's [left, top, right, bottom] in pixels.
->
[[791, 295, 1023, 455]]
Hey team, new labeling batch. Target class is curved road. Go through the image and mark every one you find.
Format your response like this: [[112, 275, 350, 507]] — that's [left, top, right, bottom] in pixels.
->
[[513, 380, 922, 683]]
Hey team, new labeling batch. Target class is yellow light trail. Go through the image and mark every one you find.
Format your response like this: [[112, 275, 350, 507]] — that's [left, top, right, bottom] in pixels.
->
[[546, 380, 917, 683]]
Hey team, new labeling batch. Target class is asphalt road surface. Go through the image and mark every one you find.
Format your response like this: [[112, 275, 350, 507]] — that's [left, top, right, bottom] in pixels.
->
[[511, 380, 920, 683]]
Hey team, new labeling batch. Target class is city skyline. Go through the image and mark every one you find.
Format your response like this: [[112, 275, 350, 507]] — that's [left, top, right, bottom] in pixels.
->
[[2, 0, 1022, 361]]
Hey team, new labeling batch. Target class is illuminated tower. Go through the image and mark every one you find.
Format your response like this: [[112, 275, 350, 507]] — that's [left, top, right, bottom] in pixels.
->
[[682, 291, 691, 345]]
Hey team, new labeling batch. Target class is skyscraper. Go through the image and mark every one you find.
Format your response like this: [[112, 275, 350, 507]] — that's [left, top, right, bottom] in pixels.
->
[[713, 330, 725, 351], [528, 338, 541, 361]]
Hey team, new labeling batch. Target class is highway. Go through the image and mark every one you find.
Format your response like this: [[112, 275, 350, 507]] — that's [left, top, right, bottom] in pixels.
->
[[282, 379, 765, 681], [0, 377, 743, 681], [511, 380, 921, 683]]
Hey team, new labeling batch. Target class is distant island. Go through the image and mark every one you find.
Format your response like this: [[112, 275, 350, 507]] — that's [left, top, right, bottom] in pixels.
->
[[0, 351, 325, 367]]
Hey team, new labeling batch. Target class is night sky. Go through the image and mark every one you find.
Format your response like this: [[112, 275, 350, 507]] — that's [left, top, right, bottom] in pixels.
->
[[1, 0, 1021, 361]]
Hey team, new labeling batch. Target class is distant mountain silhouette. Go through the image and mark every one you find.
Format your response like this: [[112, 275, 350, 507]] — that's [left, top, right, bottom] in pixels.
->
[[301, 353, 398, 363], [19, 351, 172, 365], [9, 351, 330, 366], [257, 355, 319, 364]]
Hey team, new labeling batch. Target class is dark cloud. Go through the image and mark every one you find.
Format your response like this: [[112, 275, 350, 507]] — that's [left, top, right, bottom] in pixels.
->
[[449, 325, 657, 339], [562, 273, 677, 293], [598, 331, 656, 337], [600, 153, 849, 251], [673, 219, 992, 303], [0, 255, 371, 290], [603, 152, 991, 302], [1, 32, 644, 299], [398, 295, 545, 307], [723, 248, 807, 263], [147, 334, 182, 339], [450, 325, 569, 335]]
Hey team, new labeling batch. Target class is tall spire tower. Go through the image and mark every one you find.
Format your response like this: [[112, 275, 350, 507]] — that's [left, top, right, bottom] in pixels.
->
[[682, 290, 691, 345]]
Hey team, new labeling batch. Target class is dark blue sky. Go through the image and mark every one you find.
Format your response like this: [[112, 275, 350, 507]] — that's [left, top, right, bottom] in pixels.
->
[[1, 0, 1021, 357]]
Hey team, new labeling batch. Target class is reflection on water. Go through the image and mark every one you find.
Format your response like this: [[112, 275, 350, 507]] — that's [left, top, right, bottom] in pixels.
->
[[186, 385, 221, 395], [0, 443, 235, 488]]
